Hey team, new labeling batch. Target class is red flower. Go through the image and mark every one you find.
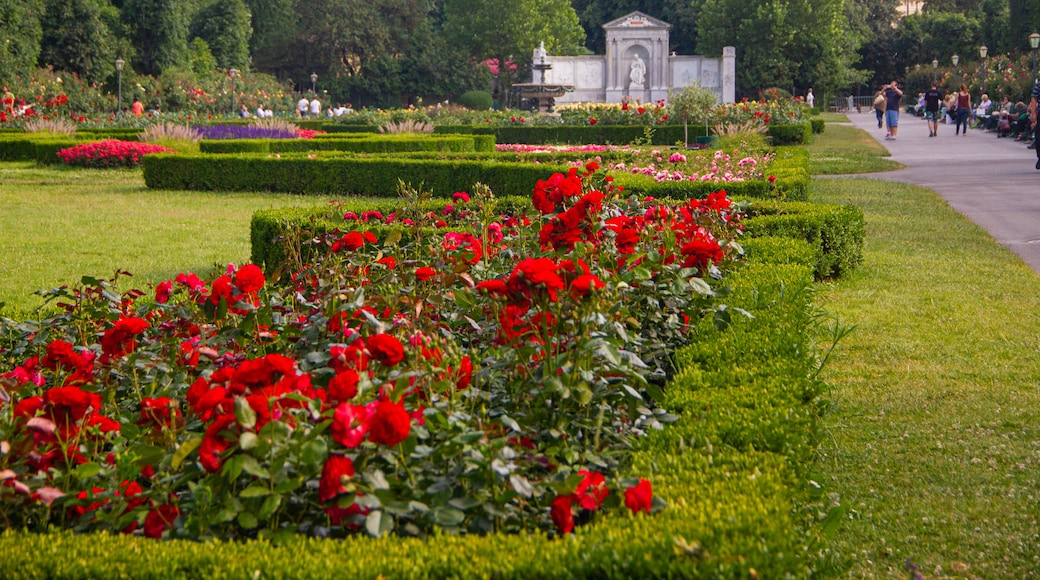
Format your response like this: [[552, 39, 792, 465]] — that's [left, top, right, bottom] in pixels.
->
[[234, 264, 266, 294], [589, 118, 597, 125], [331, 403, 370, 448], [550, 495, 574, 534], [327, 369, 359, 403], [367, 400, 411, 446], [569, 274, 605, 299], [573, 469, 609, 510], [45, 386, 102, 428], [319, 455, 355, 502], [155, 280, 173, 303], [100, 317, 150, 361], [366, 334, 405, 367], [624, 478, 653, 514], [138, 397, 182, 430], [143, 504, 180, 538], [415, 267, 437, 281]]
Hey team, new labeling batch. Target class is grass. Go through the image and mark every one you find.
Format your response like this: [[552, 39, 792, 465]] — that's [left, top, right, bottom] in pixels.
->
[[807, 114, 904, 175], [807, 125, 1040, 575], [0, 162, 331, 317]]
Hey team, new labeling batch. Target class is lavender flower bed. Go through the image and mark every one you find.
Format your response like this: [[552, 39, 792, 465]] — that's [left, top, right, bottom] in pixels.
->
[[194, 124, 298, 140]]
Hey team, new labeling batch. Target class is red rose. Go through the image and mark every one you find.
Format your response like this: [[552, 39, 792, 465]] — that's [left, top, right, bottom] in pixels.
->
[[573, 469, 609, 510], [138, 397, 182, 430], [234, 264, 266, 294], [45, 386, 101, 426], [550, 494, 574, 534], [366, 400, 411, 446], [143, 504, 180, 538], [331, 402, 370, 448], [415, 267, 437, 281], [100, 317, 150, 361], [366, 334, 405, 367], [624, 478, 653, 514], [569, 274, 605, 299], [155, 280, 173, 304], [319, 455, 355, 502], [327, 369, 359, 403], [589, 118, 597, 125]]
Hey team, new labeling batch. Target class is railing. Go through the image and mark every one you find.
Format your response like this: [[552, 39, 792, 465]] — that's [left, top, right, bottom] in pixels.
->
[[829, 96, 876, 112]]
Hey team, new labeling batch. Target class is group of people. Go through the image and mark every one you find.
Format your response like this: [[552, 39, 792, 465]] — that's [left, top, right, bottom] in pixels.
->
[[295, 96, 353, 117], [873, 78, 1040, 169]]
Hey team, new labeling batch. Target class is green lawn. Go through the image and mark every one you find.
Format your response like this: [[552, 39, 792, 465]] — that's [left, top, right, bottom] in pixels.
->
[[806, 128, 1040, 576], [0, 163, 331, 316]]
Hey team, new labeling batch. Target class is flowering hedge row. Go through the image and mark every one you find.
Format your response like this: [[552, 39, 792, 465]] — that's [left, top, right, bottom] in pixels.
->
[[56, 140, 174, 168], [0, 254, 833, 578]]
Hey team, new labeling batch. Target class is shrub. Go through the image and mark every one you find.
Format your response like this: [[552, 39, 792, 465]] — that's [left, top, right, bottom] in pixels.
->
[[378, 119, 434, 134], [456, 90, 494, 111], [195, 124, 297, 140], [56, 140, 175, 168], [138, 123, 202, 144]]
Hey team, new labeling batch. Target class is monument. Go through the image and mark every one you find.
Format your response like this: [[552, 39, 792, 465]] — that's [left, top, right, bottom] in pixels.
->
[[532, 11, 735, 105]]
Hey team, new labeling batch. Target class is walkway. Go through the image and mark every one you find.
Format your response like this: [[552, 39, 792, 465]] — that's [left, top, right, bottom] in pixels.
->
[[844, 110, 1040, 273]]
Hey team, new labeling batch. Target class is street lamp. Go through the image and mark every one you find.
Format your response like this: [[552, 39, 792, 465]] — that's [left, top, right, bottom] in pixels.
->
[[979, 45, 988, 94], [1030, 32, 1040, 83], [952, 54, 959, 86], [229, 68, 239, 116], [932, 59, 939, 83], [310, 72, 318, 94], [113, 58, 123, 115]]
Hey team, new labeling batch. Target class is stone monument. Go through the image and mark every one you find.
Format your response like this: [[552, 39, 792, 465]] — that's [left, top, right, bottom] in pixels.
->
[[533, 11, 735, 105]]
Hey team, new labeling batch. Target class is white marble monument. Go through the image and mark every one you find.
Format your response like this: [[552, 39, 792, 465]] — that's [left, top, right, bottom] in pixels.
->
[[535, 11, 735, 105]]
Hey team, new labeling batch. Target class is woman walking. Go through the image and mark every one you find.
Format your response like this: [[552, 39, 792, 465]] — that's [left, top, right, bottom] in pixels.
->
[[954, 84, 971, 136]]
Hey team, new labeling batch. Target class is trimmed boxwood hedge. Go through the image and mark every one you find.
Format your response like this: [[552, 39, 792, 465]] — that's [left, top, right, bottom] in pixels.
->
[[198, 134, 492, 155], [0, 257, 833, 579], [767, 123, 813, 145], [143, 153, 566, 198], [745, 199, 865, 279], [0, 133, 145, 163]]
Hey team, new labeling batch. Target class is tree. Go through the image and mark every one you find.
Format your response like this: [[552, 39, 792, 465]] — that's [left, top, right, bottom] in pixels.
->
[[572, 0, 704, 56], [442, 0, 585, 107], [0, 0, 44, 89], [668, 82, 716, 144], [696, 0, 864, 98], [122, 0, 191, 75], [190, 0, 252, 69], [243, 0, 296, 75], [38, 0, 115, 83]]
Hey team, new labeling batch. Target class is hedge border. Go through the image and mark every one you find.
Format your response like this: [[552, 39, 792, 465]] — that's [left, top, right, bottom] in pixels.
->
[[0, 255, 830, 579]]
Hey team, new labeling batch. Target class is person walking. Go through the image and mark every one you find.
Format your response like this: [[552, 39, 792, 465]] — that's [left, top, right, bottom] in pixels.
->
[[873, 89, 886, 129], [297, 95, 309, 117], [309, 96, 321, 117], [924, 82, 943, 137], [806, 88, 815, 108], [954, 84, 971, 136], [883, 81, 903, 140], [1028, 79, 1040, 169]]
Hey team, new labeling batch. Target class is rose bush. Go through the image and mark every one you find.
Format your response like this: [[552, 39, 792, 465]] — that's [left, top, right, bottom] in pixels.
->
[[56, 140, 175, 168], [0, 166, 747, 541]]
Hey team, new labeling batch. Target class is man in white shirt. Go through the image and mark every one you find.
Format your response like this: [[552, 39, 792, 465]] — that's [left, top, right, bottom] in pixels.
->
[[806, 88, 814, 108], [298, 96, 309, 117], [310, 97, 321, 117], [257, 103, 266, 118]]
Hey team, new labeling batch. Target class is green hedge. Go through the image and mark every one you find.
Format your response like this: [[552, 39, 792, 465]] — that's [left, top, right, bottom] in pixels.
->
[[143, 153, 564, 197], [0, 258, 832, 579], [745, 199, 865, 279], [810, 119, 825, 134], [0, 133, 143, 163], [767, 123, 813, 145], [199, 134, 493, 154]]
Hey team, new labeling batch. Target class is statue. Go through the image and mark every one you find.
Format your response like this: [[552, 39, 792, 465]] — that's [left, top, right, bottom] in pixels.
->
[[629, 54, 646, 87]]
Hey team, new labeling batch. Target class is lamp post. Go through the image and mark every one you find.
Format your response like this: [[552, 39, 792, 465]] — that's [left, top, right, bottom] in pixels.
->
[[229, 68, 239, 116], [113, 58, 123, 115], [952, 54, 959, 87], [310, 72, 317, 94], [979, 45, 987, 94], [1030, 32, 1040, 83], [932, 59, 939, 83]]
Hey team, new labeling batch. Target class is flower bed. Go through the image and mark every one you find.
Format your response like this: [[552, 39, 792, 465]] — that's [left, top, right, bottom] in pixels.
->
[[0, 165, 754, 543], [55, 140, 174, 168]]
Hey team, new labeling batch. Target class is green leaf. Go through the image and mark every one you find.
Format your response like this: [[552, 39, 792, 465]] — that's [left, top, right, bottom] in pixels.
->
[[432, 506, 466, 527], [820, 505, 846, 539], [274, 477, 303, 494], [300, 439, 327, 469], [365, 510, 394, 538], [499, 415, 520, 432], [73, 462, 101, 480], [234, 397, 257, 430], [453, 289, 475, 309], [222, 455, 245, 481], [237, 511, 258, 529], [239, 432, 259, 451], [259, 494, 282, 519], [447, 497, 483, 511], [645, 382, 666, 404], [240, 455, 270, 479], [172, 437, 202, 470], [129, 444, 164, 467], [239, 484, 271, 498]]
